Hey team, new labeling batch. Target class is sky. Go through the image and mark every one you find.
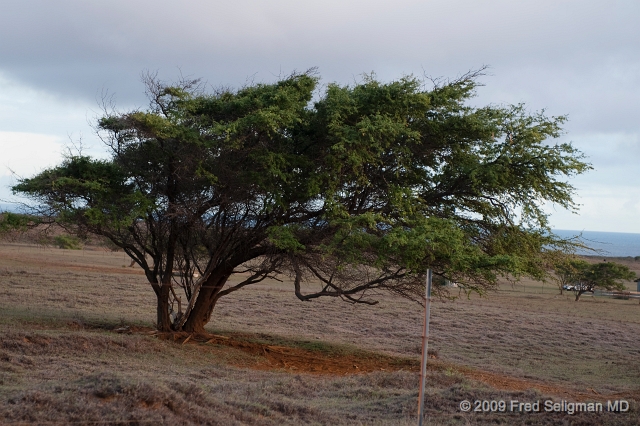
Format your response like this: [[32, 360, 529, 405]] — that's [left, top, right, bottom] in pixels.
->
[[0, 0, 639, 233]]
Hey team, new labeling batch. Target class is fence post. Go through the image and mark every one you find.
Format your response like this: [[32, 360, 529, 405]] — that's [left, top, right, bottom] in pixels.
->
[[418, 269, 432, 425]]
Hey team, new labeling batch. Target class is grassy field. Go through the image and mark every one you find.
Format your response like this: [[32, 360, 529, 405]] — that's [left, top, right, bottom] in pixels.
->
[[0, 243, 638, 425]]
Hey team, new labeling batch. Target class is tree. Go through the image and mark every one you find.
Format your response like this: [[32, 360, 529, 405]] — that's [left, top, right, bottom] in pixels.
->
[[573, 261, 635, 301], [552, 257, 588, 295], [12, 70, 591, 332]]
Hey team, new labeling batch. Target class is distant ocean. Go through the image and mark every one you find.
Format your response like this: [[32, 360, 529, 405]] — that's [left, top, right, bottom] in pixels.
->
[[552, 229, 640, 257]]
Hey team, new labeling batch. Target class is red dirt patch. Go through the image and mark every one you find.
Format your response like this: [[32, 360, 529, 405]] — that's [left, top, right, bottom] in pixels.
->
[[153, 331, 419, 375], [142, 330, 639, 402]]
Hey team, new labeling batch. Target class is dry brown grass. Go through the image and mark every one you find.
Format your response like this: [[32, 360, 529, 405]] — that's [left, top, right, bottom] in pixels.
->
[[0, 243, 639, 425]]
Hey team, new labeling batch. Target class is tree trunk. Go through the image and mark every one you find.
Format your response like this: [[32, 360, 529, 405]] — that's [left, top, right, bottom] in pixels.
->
[[156, 282, 172, 331], [575, 291, 582, 301], [182, 271, 230, 333]]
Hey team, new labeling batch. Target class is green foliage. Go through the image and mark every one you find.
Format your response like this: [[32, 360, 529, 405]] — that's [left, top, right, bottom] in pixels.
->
[[12, 70, 592, 330], [0, 212, 41, 242], [0, 212, 40, 233], [53, 235, 83, 250], [553, 258, 589, 287], [553, 258, 635, 300], [583, 261, 635, 290], [11, 156, 147, 231], [267, 226, 306, 252]]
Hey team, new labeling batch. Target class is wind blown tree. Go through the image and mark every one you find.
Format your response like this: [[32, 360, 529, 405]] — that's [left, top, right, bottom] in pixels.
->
[[556, 260, 635, 301], [13, 70, 591, 332]]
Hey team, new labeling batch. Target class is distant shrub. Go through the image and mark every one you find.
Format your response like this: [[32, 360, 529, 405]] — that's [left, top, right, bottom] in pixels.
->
[[0, 212, 40, 241], [634, 256, 640, 261], [36, 235, 53, 247], [99, 237, 122, 252], [54, 235, 82, 250]]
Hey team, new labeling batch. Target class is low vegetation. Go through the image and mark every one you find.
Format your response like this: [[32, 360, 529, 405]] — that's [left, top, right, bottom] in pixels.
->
[[52, 235, 83, 250]]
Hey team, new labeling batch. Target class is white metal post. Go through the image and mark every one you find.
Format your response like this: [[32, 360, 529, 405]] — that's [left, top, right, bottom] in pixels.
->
[[418, 269, 432, 425]]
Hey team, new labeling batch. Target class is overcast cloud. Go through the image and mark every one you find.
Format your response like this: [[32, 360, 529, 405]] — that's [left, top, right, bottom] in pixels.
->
[[1, 0, 639, 232]]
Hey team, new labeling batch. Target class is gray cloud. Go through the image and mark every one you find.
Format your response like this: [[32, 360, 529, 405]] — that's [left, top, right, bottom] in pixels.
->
[[1, 0, 639, 230], [2, 1, 638, 102]]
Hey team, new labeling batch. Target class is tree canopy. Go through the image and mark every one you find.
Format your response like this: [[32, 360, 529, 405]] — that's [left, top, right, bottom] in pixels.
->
[[13, 70, 591, 332], [554, 258, 635, 301]]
